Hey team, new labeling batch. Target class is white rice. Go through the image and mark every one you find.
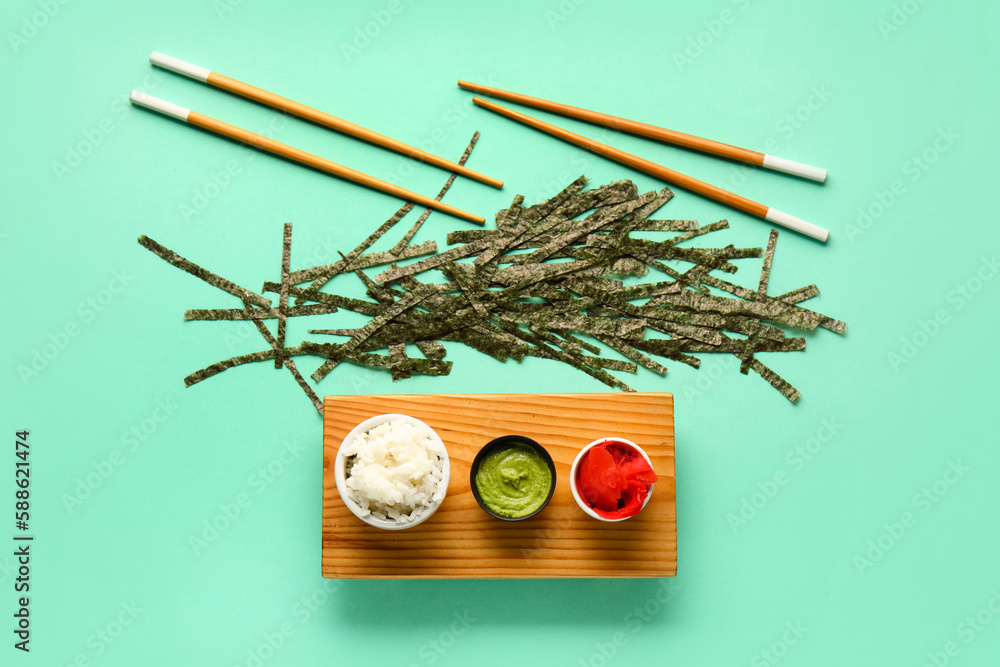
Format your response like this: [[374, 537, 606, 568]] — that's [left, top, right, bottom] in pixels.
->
[[342, 419, 447, 523]]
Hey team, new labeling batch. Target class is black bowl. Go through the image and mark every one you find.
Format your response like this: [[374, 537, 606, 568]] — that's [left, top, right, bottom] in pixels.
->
[[469, 435, 557, 521]]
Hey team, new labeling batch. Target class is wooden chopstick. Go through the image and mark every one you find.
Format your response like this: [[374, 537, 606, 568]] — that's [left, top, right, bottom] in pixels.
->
[[472, 97, 828, 242], [150, 52, 503, 189], [129, 91, 485, 225], [459, 80, 826, 183]]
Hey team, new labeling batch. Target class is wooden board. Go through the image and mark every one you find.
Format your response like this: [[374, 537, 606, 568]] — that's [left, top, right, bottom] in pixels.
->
[[322, 392, 675, 579]]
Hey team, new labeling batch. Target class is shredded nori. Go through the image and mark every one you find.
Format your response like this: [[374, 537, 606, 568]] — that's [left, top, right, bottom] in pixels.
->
[[140, 159, 846, 411]]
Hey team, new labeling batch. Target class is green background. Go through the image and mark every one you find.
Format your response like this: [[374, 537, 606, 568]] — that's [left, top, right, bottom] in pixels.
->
[[3, 0, 999, 664]]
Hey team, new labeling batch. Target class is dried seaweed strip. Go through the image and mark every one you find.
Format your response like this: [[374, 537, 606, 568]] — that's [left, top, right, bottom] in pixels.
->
[[749, 359, 801, 402], [520, 190, 655, 264], [632, 337, 806, 355], [697, 274, 846, 333], [618, 281, 691, 301], [414, 339, 446, 361], [389, 132, 480, 254], [551, 330, 602, 356], [740, 229, 778, 374], [311, 285, 443, 382], [440, 327, 513, 362], [623, 243, 742, 273], [286, 240, 430, 284], [643, 319, 727, 346], [495, 194, 525, 230], [287, 241, 439, 284], [185, 303, 340, 320], [574, 275, 625, 292], [542, 316, 644, 339], [636, 305, 787, 342], [474, 176, 590, 267], [275, 223, 292, 367], [565, 278, 730, 344], [387, 344, 411, 381], [626, 299, 788, 339], [627, 185, 674, 220], [494, 318, 635, 392], [374, 236, 496, 283], [446, 229, 496, 244], [148, 173, 848, 408], [631, 219, 699, 231], [657, 219, 731, 248], [594, 334, 668, 376], [263, 283, 381, 317], [441, 265, 494, 319], [296, 193, 421, 302], [185, 348, 282, 386], [241, 298, 323, 412], [138, 236, 271, 308], [589, 235, 709, 293], [528, 326, 638, 373], [300, 342, 452, 378], [660, 285, 821, 331], [776, 284, 820, 304], [528, 326, 598, 359], [580, 356, 638, 373]]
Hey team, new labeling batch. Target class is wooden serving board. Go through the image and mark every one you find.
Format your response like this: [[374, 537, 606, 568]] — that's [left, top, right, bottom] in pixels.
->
[[322, 392, 675, 579]]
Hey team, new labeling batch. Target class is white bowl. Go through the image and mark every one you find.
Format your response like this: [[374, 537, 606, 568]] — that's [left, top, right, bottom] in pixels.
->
[[569, 437, 655, 522], [334, 413, 450, 530]]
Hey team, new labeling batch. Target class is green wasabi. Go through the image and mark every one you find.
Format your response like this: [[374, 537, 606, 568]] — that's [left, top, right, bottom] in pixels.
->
[[474, 443, 553, 518]]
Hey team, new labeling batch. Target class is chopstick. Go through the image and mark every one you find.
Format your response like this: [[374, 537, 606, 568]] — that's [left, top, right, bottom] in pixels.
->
[[129, 91, 485, 225], [459, 80, 826, 183], [472, 97, 828, 242], [150, 52, 503, 189]]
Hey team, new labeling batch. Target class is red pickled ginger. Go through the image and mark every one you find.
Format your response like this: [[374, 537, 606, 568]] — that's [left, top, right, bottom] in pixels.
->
[[577, 440, 657, 519]]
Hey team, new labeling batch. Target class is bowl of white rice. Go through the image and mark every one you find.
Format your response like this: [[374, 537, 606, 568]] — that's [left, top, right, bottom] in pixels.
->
[[334, 414, 450, 530]]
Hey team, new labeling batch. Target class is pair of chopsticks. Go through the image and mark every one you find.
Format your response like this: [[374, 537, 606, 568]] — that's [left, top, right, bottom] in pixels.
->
[[459, 81, 830, 242], [129, 53, 501, 224]]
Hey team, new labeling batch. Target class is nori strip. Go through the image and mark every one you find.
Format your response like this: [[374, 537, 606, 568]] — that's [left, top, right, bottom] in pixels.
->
[[776, 284, 820, 304], [311, 285, 443, 382], [287, 240, 437, 284], [138, 236, 271, 308], [631, 219, 699, 231], [185, 303, 339, 320], [749, 359, 801, 402], [276, 222, 292, 368], [292, 131, 482, 302], [241, 298, 323, 413], [414, 339, 447, 361], [739, 229, 778, 374], [594, 334, 668, 376], [144, 173, 846, 409], [390, 132, 480, 254], [493, 318, 636, 392]]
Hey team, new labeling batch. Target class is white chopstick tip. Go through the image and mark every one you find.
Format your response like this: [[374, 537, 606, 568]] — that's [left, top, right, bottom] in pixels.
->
[[764, 208, 829, 243], [129, 90, 191, 122], [150, 51, 211, 82], [762, 154, 827, 183]]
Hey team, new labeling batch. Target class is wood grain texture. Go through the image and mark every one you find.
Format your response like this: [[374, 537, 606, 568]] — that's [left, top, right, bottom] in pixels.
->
[[472, 96, 771, 219], [459, 80, 765, 166], [207, 72, 504, 188], [322, 393, 675, 579], [185, 111, 485, 225]]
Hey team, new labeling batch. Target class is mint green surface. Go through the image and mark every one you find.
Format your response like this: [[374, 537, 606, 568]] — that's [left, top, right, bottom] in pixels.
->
[[3, 0, 999, 664]]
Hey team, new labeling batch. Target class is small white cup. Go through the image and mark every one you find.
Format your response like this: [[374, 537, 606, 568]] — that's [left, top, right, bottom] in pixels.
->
[[334, 413, 450, 530], [569, 437, 655, 522]]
